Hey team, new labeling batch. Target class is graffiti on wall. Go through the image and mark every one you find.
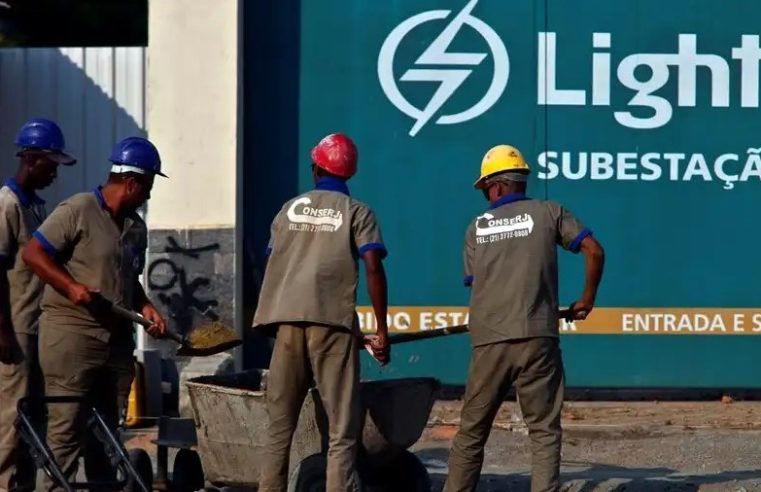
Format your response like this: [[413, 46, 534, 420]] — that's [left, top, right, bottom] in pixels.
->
[[147, 236, 220, 333]]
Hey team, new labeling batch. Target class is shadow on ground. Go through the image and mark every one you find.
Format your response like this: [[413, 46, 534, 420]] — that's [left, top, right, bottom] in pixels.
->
[[419, 448, 761, 491]]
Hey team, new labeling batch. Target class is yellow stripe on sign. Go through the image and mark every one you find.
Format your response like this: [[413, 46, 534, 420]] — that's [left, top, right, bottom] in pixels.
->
[[355, 307, 761, 335]]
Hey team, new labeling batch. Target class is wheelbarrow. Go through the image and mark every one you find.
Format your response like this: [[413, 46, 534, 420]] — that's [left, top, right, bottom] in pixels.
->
[[186, 310, 578, 490], [186, 371, 439, 491], [16, 396, 152, 492]]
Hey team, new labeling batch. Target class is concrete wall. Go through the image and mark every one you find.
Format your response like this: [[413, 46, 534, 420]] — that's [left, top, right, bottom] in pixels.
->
[[145, 0, 242, 413], [146, 0, 239, 230]]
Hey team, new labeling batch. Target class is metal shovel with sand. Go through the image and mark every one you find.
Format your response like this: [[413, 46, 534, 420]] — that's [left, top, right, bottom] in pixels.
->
[[108, 302, 242, 356]]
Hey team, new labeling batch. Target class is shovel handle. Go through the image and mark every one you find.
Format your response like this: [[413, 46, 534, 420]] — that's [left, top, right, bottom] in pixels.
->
[[384, 309, 578, 345], [388, 324, 468, 344], [163, 328, 185, 344], [109, 303, 184, 344], [110, 303, 151, 327]]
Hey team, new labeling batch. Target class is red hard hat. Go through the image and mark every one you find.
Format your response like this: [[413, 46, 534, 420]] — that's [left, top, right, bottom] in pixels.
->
[[311, 133, 358, 178]]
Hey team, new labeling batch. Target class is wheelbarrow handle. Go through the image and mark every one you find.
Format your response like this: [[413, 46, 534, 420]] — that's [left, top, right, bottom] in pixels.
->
[[109, 303, 185, 344], [384, 308, 577, 345]]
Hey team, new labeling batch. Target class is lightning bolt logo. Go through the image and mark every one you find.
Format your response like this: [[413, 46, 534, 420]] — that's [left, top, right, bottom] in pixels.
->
[[378, 0, 509, 137], [401, 0, 486, 136]]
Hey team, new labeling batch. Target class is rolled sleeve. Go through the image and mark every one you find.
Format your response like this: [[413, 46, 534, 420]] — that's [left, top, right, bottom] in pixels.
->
[[33, 230, 59, 256], [553, 203, 589, 253], [352, 205, 387, 259], [357, 242, 387, 258], [569, 228, 593, 253]]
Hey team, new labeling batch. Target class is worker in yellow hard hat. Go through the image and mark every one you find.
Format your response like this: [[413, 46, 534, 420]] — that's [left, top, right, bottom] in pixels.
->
[[444, 144, 605, 492], [473, 144, 530, 188]]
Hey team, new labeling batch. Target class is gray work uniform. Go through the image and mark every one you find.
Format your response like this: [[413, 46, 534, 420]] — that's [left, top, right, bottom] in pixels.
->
[[444, 193, 590, 492], [0, 179, 46, 492], [33, 187, 147, 492], [253, 177, 386, 492]]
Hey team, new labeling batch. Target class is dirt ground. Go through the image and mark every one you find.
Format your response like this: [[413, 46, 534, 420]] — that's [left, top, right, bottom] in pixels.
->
[[413, 400, 761, 491], [120, 400, 761, 491], [430, 399, 761, 431]]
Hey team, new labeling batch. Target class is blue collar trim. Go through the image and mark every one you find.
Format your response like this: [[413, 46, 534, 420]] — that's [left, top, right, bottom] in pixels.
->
[[315, 177, 350, 196], [490, 193, 528, 210], [5, 178, 44, 207], [93, 186, 107, 210]]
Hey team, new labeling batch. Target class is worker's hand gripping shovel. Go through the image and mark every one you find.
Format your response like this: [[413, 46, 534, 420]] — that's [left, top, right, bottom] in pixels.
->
[[363, 334, 390, 366], [97, 297, 242, 357]]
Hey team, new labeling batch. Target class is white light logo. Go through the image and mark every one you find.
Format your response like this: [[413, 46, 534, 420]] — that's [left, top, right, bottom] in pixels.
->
[[378, 0, 509, 137]]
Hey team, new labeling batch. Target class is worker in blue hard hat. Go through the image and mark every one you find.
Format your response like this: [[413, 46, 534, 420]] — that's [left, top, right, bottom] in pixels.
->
[[22, 136, 168, 491], [0, 118, 76, 492]]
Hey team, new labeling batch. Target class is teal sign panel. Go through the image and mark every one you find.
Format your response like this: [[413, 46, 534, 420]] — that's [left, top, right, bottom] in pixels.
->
[[252, 0, 761, 387]]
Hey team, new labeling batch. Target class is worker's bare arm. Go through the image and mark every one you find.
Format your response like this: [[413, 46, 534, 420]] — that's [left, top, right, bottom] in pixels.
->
[[362, 249, 389, 365], [570, 235, 605, 320]]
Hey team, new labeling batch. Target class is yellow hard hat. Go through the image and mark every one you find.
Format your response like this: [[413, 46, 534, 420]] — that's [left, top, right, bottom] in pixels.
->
[[474, 144, 530, 188]]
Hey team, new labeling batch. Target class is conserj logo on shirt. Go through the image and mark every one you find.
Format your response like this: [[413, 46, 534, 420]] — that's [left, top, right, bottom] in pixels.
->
[[286, 197, 343, 232], [475, 212, 534, 243]]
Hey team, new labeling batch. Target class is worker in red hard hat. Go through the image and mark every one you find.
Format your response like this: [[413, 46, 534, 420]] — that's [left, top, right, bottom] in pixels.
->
[[253, 132, 390, 492]]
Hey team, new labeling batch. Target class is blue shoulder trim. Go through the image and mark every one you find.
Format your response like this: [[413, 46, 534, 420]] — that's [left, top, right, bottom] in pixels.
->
[[569, 228, 593, 253], [33, 230, 58, 256], [358, 242, 387, 259]]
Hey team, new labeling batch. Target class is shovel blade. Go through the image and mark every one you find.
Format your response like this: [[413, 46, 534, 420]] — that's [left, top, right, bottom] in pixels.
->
[[176, 322, 242, 357], [176, 339, 242, 357]]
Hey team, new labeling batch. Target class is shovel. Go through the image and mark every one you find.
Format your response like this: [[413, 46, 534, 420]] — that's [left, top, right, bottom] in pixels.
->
[[377, 308, 577, 346], [109, 303, 242, 357]]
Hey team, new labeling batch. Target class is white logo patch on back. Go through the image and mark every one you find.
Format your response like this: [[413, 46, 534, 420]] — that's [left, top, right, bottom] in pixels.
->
[[475, 212, 534, 243], [287, 197, 343, 232]]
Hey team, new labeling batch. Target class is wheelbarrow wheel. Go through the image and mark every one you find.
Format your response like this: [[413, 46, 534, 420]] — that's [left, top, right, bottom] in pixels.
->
[[172, 449, 205, 492], [126, 448, 153, 492], [288, 454, 362, 492], [364, 450, 430, 492]]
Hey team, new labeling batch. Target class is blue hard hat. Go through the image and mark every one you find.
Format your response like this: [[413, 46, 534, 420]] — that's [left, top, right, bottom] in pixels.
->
[[108, 137, 167, 177], [15, 118, 76, 165]]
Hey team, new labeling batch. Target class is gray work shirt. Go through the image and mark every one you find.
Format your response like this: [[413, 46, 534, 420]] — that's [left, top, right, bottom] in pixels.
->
[[34, 187, 147, 343], [0, 179, 47, 335], [253, 177, 386, 332], [464, 193, 590, 346]]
